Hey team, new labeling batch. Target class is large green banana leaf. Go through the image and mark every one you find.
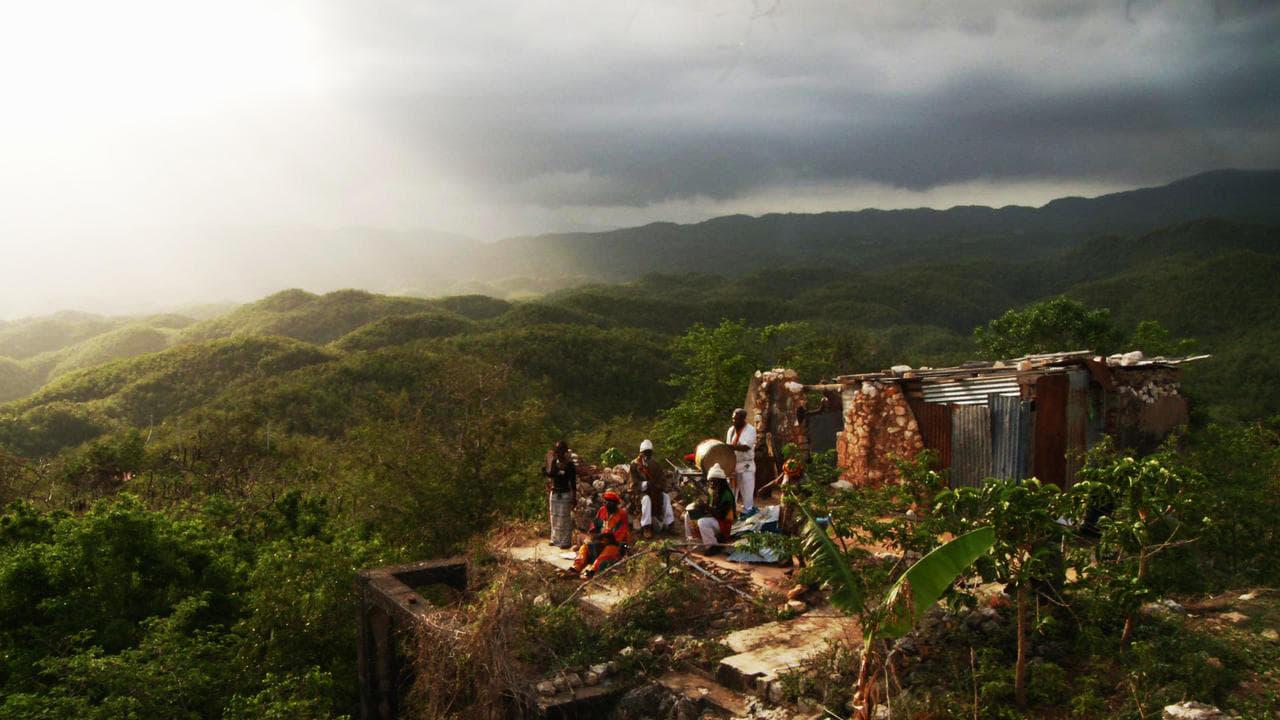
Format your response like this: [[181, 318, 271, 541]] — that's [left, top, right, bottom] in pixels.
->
[[876, 526, 995, 639], [798, 505, 864, 614]]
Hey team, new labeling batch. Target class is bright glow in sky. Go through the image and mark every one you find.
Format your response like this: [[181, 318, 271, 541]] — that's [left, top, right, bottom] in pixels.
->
[[0, 1, 1276, 317]]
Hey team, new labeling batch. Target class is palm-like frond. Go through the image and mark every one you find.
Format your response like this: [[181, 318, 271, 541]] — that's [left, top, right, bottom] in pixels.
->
[[798, 504, 864, 614], [877, 526, 995, 639]]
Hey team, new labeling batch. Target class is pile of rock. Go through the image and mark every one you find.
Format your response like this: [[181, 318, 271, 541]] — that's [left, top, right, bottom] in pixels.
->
[[572, 463, 631, 530], [536, 660, 620, 697]]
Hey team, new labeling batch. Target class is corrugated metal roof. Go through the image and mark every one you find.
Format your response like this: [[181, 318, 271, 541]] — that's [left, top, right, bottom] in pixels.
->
[[950, 404, 992, 488], [990, 394, 1030, 481], [922, 376, 1020, 405], [833, 350, 1208, 385]]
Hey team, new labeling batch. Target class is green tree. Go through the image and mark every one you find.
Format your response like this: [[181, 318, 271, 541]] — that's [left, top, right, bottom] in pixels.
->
[[974, 297, 1120, 358], [1069, 441, 1205, 646], [936, 478, 1069, 709], [1128, 319, 1197, 357], [654, 319, 810, 448]]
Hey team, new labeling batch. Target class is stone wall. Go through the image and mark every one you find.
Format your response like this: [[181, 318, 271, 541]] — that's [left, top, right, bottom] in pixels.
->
[[835, 380, 925, 486], [1105, 367, 1189, 454], [745, 368, 809, 476]]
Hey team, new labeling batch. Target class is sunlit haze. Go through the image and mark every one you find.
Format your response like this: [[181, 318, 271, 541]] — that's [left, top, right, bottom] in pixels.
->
[[1, 1, 1277, 317]]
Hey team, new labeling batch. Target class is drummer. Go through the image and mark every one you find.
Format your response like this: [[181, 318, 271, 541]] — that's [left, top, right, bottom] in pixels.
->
[[727, 408, 758, 518]]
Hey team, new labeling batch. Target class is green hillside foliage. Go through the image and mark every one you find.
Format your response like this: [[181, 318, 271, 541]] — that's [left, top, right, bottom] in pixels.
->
[[42, 324, 173, 379], [0, 358, 40, 404], [445, 324, 679, 424], [330, 310, 472, 352], [0, 338, 335, 456], [0, 311, 125, 360], [0, 211, 1276, 718], [178, 289, 438, 345]]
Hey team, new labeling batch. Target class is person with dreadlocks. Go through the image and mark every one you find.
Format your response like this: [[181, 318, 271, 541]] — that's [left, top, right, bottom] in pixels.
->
[[630, 439, 674, 539], [683, 464, 736, 555], [571, 490, 630, 578]]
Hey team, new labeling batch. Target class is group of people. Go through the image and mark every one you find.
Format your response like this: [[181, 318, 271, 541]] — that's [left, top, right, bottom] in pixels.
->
[[542, 408, 763, 578]]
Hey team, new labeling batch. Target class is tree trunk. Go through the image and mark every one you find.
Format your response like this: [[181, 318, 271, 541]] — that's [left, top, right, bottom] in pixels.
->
[[1015, 582, 1029, 709], [1119, 551, 1148, 647], [854, 641, 884, 720]]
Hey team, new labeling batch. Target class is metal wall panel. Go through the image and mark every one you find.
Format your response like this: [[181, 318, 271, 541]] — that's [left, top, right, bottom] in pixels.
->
[[1064, 369, 1089, 487], [915, 401, 953, 470], [990, 394, 1030, 481], [923, 376, 1021, 405], [950, 404, 992, 488], [1032, 373, 1068, 487]]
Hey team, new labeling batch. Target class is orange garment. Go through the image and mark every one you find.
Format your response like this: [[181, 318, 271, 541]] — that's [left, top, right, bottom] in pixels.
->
[[572, 506, 630, 575], [591, 506, 631, 546], [572, 541, 623, 575]]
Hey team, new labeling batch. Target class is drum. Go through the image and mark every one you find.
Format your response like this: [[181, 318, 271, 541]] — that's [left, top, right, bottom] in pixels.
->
[[694, 439, 738, 479]]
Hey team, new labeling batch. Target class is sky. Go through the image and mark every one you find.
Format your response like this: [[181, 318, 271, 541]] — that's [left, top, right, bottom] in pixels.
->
[[1, 0, 1278, 317]]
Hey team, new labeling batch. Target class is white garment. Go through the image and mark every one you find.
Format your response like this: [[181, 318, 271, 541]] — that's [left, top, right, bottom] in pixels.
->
[[685, 515, 722, 546], [726, 422, 758, 512], [726, 423, 757, 469], [641, 493, 675, 528], [735, 467, 756, 513]]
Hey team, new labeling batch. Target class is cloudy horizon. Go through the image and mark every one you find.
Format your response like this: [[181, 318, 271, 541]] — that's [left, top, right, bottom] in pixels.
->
[[1, 0, 1277, 316]]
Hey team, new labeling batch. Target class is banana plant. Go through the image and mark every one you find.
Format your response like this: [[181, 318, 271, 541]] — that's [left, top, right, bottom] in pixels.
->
[[798, 505, 994, 720]]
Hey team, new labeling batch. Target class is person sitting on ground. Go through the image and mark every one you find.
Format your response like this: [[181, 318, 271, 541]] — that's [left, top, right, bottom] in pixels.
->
[[630, 439, 675, 539], [572, 491, 630, 578], [684, 464, 736, 555]]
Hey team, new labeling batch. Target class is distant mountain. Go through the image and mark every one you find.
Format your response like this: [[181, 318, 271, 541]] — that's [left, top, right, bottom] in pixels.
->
[[471, 169, 1280, 282]]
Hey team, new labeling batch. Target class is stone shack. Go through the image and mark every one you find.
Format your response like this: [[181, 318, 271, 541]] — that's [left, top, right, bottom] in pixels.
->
[[746, 351, 1207, 489]]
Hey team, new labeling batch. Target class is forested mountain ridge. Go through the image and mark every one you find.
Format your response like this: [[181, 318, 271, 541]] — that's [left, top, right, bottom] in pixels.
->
[[477, 169, 1280, 282], [1, 216, 1277, 461]]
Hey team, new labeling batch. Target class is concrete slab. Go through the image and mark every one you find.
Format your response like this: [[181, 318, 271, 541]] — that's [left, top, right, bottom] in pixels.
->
[[717, 608, 861, 692], [504, 543, 628, 617], [506, 543, 577, 571]]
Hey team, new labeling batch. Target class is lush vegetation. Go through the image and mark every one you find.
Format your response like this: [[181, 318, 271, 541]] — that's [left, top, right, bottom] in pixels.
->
[[0, 214, 1276, 718]]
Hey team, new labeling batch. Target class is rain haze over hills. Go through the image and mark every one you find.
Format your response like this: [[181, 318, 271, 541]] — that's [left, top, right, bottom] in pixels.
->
[[1, 1, 1278, 317]]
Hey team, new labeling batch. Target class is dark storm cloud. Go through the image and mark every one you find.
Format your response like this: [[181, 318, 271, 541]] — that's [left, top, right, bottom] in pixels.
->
[[323, 1, 1280, 209]]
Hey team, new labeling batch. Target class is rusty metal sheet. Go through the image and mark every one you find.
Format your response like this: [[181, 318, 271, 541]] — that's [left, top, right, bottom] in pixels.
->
[[990, 394, 1030, 481], [1064, 369, 1089, 488], [915, 401, 952, 471], [1032, 372, 1068, 488], [950, 404, 992, 488]]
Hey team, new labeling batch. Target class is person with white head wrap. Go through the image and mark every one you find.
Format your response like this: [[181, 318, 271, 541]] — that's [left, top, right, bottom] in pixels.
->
[[683, 463, 736, 554], [630, 439, 674, 538]]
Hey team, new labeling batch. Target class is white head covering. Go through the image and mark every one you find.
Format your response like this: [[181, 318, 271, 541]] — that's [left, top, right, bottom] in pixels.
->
[[639, 439, 654, 452], [707, 463, 727, 480]]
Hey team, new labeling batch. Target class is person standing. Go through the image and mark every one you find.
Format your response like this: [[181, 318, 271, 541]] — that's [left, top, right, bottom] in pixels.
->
[[544, 440, 576, 549], [726, 408, 758, 518], [630, 439, 675, 538]]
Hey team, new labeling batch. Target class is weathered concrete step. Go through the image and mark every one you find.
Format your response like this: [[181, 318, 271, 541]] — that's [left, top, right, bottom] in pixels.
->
[[716, 609, 861, 694], [656, 671, 749, 716], [503, 543, 628, 617], [538, 680, 628, 719]]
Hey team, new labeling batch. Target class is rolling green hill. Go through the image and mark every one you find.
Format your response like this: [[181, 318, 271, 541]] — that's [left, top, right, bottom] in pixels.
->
[[1, 212, 1277, 458]]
